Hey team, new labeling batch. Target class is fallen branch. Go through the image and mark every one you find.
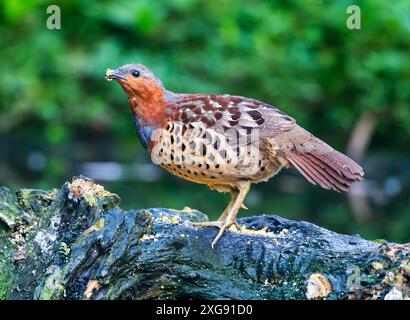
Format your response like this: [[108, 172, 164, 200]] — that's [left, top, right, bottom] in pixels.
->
[[0, 176, 408, 300]]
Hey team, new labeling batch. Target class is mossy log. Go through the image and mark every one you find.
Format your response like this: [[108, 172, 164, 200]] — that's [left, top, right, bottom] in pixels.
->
[[0, 176, 409, 300]]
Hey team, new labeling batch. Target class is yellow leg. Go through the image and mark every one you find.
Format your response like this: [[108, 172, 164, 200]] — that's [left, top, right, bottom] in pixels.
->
[[217, 189, 239, 221], [190, 190, 238, 227], [191, 181, 251, 248]]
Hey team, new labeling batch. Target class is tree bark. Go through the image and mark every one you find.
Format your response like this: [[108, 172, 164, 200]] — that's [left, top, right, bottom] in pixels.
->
[[0, 176, 408, 300]]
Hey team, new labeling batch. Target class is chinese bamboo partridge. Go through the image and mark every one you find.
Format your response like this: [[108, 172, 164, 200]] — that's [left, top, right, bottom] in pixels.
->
[[106, 64, 364, 248]]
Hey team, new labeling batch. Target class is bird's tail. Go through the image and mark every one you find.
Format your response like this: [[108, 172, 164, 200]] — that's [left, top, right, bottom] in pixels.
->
[[287, 146, 364, 192]]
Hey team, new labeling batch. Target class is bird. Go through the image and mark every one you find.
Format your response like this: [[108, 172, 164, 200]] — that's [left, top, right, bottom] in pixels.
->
[[106, 64, 364, 248]]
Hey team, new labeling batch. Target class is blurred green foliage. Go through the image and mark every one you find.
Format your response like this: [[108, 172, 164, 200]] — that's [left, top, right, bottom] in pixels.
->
[[0, 0, 409, 242]]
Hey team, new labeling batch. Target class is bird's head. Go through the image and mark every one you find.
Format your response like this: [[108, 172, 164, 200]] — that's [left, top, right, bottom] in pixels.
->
[[106, 64, 174, 124], [106, 63, 165, 98]]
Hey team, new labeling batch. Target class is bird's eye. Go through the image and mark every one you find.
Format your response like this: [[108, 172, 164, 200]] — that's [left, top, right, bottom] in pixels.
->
[[131, 70, 140, 77]]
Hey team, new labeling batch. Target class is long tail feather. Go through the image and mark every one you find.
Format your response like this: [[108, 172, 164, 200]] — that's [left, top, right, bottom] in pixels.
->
[[287, 149, 364, 192]]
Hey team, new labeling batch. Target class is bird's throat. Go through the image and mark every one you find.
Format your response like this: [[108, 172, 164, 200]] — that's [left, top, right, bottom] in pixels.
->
[[126, 86, 172, 128], [125, 83, 177, 150]]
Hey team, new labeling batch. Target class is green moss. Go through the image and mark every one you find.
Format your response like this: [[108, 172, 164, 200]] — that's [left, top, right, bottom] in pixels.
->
[[0, 187, 26, 228], [373, 239, 387, 243], [15, 188, 57, 219], [0, 268, 12, 300], [36, 267, 65, 300], [0, 230, 15, 300]]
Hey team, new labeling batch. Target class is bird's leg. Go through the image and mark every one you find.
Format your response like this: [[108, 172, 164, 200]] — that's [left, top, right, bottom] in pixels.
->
[[217, 189, 239, 221], [190, 190, 239, 228], [190, 182, 251, 248], [210, 181, 250, 248]]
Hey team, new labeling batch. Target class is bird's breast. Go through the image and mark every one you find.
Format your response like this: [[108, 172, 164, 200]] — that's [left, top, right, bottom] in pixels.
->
[[148, 121, 281, 185]]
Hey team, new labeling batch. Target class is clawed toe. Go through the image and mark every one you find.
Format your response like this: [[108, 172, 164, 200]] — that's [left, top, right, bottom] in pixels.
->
[[211, 220, 238, 248], [190, 221, 224, 228], [190, 219, 241, 249]]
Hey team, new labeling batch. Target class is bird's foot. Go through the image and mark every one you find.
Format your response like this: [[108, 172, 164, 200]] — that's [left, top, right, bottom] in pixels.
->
[[190, 221, 225, 228], [190, 219, 241, 249]]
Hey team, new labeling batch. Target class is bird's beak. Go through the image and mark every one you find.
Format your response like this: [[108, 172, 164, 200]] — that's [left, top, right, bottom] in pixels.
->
[[105, 68, 127, 81]]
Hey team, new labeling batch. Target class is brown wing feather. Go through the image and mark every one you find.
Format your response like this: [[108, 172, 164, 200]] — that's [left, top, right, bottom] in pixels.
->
[[173, 94, 296, 147], [283, 126, 364, 192]]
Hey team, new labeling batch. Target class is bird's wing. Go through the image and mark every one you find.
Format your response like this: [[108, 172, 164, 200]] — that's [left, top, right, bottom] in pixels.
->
[[172, 94, 296, 146]]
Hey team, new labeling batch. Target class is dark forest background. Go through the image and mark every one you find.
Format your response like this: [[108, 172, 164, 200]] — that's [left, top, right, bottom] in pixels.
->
[[0, 0, 409, 242]]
